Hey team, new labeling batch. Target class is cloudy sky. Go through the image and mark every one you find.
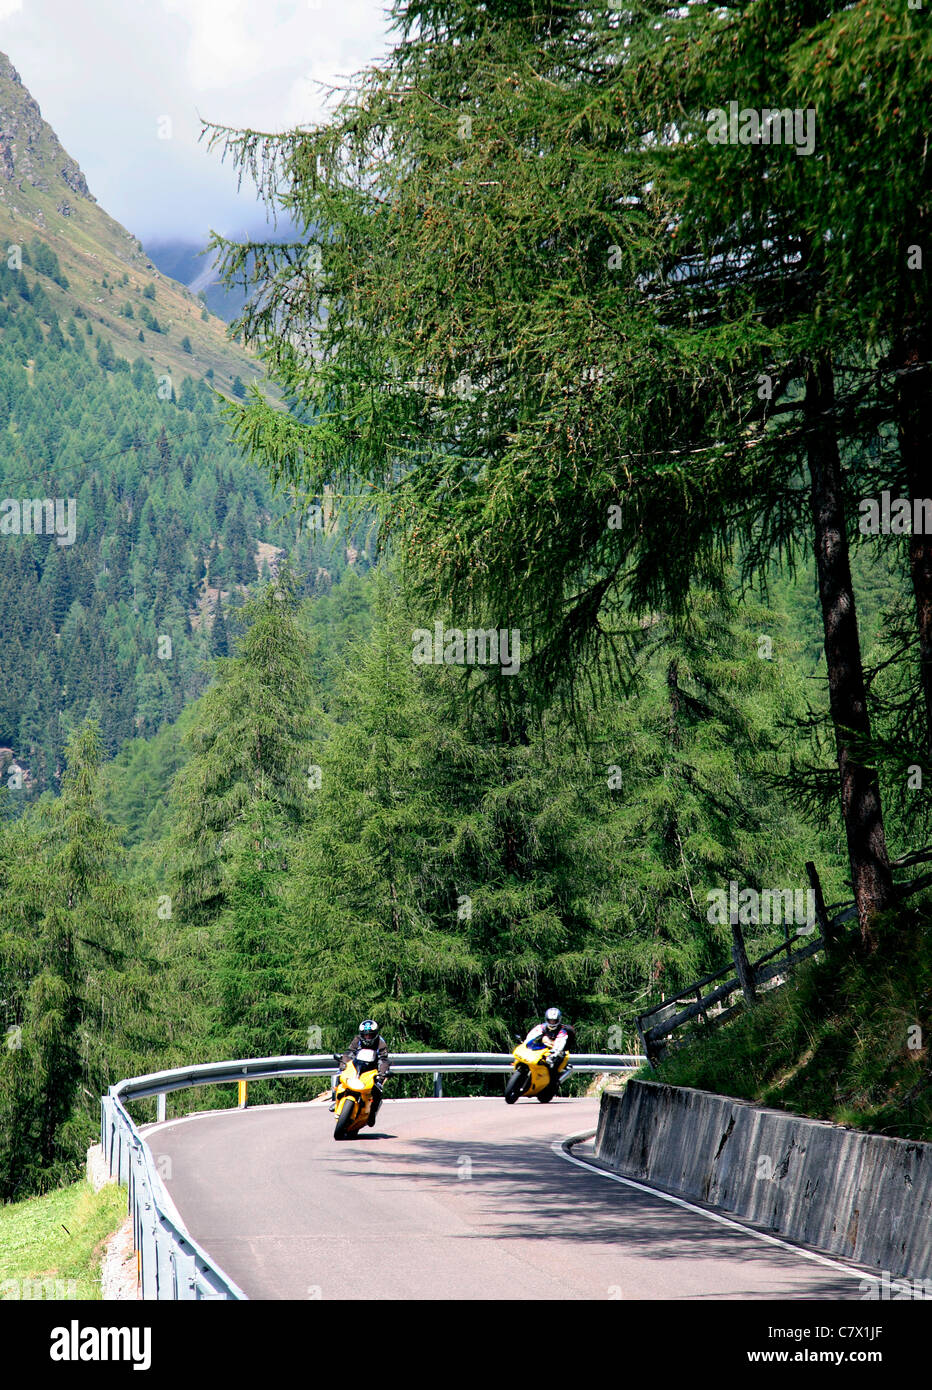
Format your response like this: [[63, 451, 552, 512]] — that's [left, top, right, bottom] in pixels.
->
[[0, 0, 395, 240]]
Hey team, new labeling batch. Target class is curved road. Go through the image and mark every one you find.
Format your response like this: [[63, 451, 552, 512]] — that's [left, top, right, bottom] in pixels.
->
[[144, 1096, 873, 1300]]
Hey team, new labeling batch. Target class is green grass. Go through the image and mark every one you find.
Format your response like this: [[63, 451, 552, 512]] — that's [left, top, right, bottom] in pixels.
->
[[651, 895, 932, 1142], [0, 1180, 127, 1300]]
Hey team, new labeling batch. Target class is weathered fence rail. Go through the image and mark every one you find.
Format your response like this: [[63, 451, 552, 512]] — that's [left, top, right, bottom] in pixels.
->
[[635, 859, 930, 1066]]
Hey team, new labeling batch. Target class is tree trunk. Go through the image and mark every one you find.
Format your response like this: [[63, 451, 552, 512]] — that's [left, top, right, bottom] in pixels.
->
[[908, 528, 932, 756], [806, 352, 894, 946], [650, 658, 682, 990], [895, 328, 932, 754], [666, 658, 681, 750]]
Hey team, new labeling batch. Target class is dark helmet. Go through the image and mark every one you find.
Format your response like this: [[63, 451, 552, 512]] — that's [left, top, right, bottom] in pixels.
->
[[359, 1019, 379, 1044], [543, 1007, 562, 1036]]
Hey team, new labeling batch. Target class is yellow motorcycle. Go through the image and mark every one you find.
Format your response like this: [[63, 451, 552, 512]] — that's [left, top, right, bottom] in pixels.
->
[[504, 1037, 569, 1104], [333, 1054, 379, 1139]]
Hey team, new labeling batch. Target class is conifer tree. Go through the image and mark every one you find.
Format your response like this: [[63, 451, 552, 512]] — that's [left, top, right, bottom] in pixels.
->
[[0, 721, 150, 1197], [204, 0, 924, 942], [289, 577, 821, 1053], [214, 801, 303, 1058], [210, 591, 229, 659], [164, 569, 319, 1049]]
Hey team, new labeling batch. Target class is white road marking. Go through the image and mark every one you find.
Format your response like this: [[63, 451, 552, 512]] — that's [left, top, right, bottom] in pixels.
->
[[554, 1130, 875, 1285]]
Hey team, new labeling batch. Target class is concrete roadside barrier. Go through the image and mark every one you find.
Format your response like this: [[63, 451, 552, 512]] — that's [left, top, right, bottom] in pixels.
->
[[596, 1081, 932, 1279]]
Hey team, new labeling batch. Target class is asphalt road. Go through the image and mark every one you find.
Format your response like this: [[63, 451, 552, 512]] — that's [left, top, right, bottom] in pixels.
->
[[143, 1096, 874, 1300]]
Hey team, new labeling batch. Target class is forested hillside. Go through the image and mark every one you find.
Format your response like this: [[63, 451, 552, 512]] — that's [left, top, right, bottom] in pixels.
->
[[0, 50, 371, 792], [0, 249, 367, 789], [1, 1, 930, 1206]]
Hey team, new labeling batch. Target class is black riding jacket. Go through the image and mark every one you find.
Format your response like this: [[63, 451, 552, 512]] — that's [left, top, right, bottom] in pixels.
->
[[340, 1034, 390, 1082]]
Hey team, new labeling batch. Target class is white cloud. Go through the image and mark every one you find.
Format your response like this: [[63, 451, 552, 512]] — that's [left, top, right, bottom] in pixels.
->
[[161, 0, 388, 123], [0, 0, 392, 238]]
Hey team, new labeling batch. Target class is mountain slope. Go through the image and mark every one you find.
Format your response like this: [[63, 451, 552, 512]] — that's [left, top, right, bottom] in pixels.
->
[[0, 50, 367, 796], [145, 234, 298, 325], [0, 51, 258, 395]]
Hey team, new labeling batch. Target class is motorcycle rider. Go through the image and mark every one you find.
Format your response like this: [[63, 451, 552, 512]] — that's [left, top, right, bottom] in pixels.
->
[[523, 1007, 574, 1085], [331, 1019, 390, 1126]]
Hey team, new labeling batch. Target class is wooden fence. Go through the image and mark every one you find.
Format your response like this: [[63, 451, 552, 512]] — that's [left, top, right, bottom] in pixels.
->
[[635, 859, 929, 1068]]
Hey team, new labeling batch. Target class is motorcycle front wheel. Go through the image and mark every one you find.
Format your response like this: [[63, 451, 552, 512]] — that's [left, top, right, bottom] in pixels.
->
[[504, 1067, 527, 1104], [334, 1097, 357, 1139]]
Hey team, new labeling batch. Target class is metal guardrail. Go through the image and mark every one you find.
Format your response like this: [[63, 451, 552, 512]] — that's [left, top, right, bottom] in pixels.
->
[[102, 1049, 641, 1300], [101, 1088, 248, 1301]]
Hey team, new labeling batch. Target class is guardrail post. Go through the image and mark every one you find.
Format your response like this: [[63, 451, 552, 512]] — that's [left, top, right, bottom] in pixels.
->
[[238, 1080, 248, 1109], [128, 1154, 142, 1292], [128, 1151, 137, 1234], [174, 1250, 198, 1301], [157, 1093, 166, 1123], [155, 1218, 175, 1297], [433, 1072, 442, 1098], [101, 1096, 114, 1174], [129, 1149, 153, 1295], [141, 1213, 158, 1299], [117, 1123, 130, 1185]]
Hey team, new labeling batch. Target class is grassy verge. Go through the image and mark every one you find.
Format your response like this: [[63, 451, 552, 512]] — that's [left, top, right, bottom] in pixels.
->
[[652, 896, 932, 1142], [0, 1179, 127, 1300]]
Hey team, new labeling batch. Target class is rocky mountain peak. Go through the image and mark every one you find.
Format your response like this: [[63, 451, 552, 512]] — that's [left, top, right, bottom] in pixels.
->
[[0, 49, 95, 206]]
